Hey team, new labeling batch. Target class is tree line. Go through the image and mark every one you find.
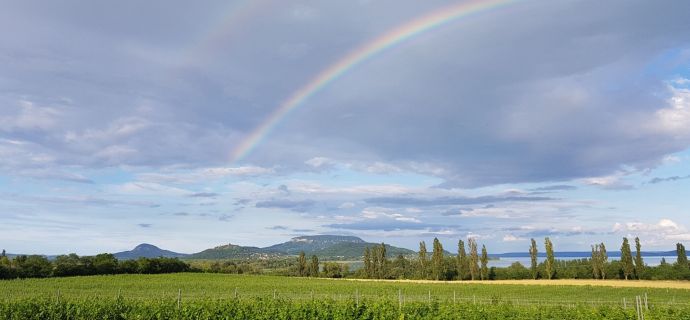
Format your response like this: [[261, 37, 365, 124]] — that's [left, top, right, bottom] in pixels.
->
[[354, 237, 690, 281], [0, 252, 190, 279]]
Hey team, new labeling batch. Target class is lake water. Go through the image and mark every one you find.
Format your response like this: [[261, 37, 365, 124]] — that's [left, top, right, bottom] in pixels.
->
[[489, 256, 678, 268]]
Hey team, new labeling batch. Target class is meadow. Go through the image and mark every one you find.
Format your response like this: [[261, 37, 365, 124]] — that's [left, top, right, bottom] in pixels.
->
[[2, 273, 690, 319]]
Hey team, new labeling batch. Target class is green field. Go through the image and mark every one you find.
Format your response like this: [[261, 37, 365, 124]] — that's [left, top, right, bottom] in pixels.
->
[[1, 273, 690, 319]]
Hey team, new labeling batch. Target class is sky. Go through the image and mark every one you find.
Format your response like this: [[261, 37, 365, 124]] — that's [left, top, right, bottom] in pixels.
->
[[1, 0, 690, 255]]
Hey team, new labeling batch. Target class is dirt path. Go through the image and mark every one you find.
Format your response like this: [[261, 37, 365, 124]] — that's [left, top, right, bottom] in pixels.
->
[[337, 278, 690, 289]]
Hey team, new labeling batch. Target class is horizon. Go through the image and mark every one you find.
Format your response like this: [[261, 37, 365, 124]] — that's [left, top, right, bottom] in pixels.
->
[[2, 1, 690, 255]]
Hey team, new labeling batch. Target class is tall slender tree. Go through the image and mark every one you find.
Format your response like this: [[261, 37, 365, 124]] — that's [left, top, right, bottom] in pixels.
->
[[480, 245, 489, 280], [376, 243, 388, 278], [468, 238, 479, 280], [457, 239, 467, 281], [620, 237, 634, 280], [363, 248, 372, 278], [591, 244, 600, 279], [298, 251, 307, 277], [431, 238, 444, 280], [529, 238, 538, 279], [418, 241, 428, 279], [634, 237, 644, 278], [677, 243, 688, 267], [310, 255, 319, 277], [544, 237, 555, 280], [599, 243, 608, 279]]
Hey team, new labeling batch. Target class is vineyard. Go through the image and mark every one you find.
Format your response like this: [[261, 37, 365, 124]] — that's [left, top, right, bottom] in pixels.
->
[[1, 273, 690, 319]]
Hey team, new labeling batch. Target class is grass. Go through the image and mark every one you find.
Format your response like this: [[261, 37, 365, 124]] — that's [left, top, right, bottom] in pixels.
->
[[1, 273, 689, 307]]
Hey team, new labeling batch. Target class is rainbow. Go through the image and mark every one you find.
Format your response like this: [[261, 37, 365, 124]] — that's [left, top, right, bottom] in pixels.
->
[[231, 0, 520, 162], [180, 1, 272, 67]]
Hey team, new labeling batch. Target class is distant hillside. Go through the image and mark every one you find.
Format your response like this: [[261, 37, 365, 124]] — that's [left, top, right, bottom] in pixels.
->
[[265, 235, 415, 259], [189, 244, 284, 260], [491, 250, 678, 258], [265, 235, 366, 255], [113, 244, 188, 260]]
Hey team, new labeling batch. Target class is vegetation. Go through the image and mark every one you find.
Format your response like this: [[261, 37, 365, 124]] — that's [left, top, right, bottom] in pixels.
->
[[1, 273, 690, 319], [0, 254, 188, 280]]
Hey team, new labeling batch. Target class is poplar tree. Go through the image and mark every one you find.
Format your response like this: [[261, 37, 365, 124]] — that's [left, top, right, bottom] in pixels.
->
[[363, 248, 372, 278], [418, 241, 428, 279], [431, 238, 444, 280], [468, 238, 479, 280], [376, 243, 388, 278], [480, 245, 489, 280], [677, 243, 688, 267], [620, 237, 634, 280], [529, 238, 538, 279], [457, 239, 467, 280], [634, 237, 644, 278], [599, 243, 608, 279], [298, 251, 307, 277], [310, 255, 319, 277], [544, 237, 555, 280], [591, 244, 600, 279]]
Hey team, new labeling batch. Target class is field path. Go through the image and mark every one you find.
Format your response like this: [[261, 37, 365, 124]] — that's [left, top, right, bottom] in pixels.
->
[[337, 278, 690, 289]]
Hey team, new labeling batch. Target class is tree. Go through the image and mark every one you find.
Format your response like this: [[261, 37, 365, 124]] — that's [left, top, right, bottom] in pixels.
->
[[309, 255, 319, 277], [373, 243, 388, 278], [457, 239, 467, 280], [599, 243, 608, 279], [298, 251, 307, 277], [431, 238, 444, 280], [480, 245, 489, 280], [544, 237, 555, 279], [468, 238, 479, 280], [529, 238, 538, 279], [634, 237, 644, 278], [591, 245, 600, 279], [620, 237, 634, 280], [418, 241, 428, 279], [363, 248, 372, 278], [1, 249, 5, 257], [677, 243, 688, 267]]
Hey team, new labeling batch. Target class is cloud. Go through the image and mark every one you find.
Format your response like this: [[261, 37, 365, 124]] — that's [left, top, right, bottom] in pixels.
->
[[364, 195, 554, 207], [503, 234, 526, 242], [138, 223, 152, 228], [188, 192, 219, 198], [255, 199, 316, 212], [530, 185, 577, 192], [647, 175, 690, 184], [267, 225, 288, 230]]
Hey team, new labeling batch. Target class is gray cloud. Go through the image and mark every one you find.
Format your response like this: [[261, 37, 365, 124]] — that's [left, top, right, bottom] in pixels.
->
[[647, 175, 690, 184], [530, 185, 577, 192], [255, 199, 315, 212], [365, 195, 554, 207], [188, 192, 219, 198], [138, 223, 152, 228]]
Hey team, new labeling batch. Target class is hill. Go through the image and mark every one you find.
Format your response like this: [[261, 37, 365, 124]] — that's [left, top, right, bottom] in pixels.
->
[[113, 244, 188, 260], [188, 244, 284, 260], [264, 235, 415, 260]]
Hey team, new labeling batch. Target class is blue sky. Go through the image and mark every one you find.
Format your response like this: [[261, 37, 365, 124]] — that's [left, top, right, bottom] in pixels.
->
[[1, 0, 690, 255]]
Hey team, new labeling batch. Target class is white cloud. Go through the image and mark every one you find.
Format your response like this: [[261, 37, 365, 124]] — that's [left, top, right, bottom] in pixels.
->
[[503, 234, 526, 242]]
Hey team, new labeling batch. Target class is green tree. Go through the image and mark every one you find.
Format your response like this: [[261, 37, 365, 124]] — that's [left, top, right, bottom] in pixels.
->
[[591, 245, 600, 279], [297, 251, 307, 277], [480, 245, 489, 280], [418, 241, 428, 279], [677, 243, 688, 267], [93, 253, 118, 275], [431, 238, 444, 280], [363, 248, 372, 278], [544, 237, 555, 279], [634, 237, 644, 278], [1, 249, 5, 257], [309, 255, 319, 277], [620, 237, 634, 280], [599, 242, 609, 279], [374, 243, 388, 278], [468, 238, 479, 280], [529, 238, 538, 279], [457, 239, 467, 280]]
